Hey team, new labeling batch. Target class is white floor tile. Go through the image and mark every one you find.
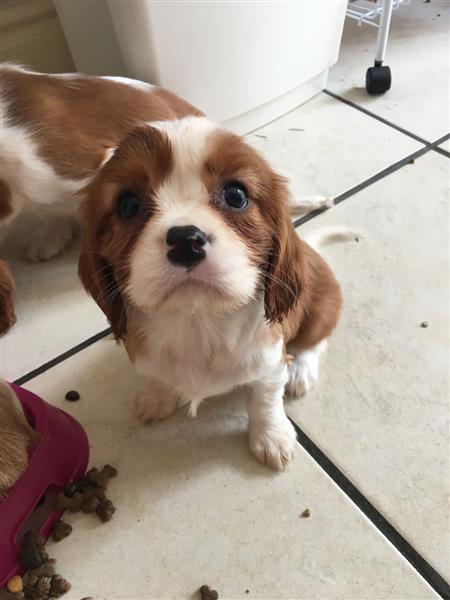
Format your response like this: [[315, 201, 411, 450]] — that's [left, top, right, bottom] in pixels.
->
[[248, 93, 420, 201], [288, 151, 449, 579], [0, 230, 107, 382], [24, 339, 436, 600], [328, 0, 450, 140]]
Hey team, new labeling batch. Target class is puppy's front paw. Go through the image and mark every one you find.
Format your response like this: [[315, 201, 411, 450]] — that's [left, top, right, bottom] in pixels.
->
[[249, 417, 297, 470], [133, 391, 177, 423], [25, 218, 75, 262]]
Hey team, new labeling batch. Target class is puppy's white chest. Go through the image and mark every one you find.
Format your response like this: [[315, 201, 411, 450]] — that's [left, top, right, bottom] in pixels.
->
[[132, 301, 281, 402]]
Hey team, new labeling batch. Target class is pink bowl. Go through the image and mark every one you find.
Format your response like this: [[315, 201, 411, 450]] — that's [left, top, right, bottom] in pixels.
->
[[0, 384, 89, 586]]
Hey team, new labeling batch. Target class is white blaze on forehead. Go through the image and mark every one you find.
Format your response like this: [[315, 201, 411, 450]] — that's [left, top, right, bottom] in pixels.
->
[[149, 117, 217, 215]]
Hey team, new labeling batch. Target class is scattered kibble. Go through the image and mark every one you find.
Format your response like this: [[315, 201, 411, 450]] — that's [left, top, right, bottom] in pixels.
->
[[6, 577, 23, 594], [49, 575, 71, 598], [19, 532, 48, 571], [1, 465, 117, 599], [300, 508, 311, 518], [64, 390, 80, 402], [420, 321, 428, 328], [199, 585, 219, 600], [51, 521, 72, 542], [96, 498, 115, 522]]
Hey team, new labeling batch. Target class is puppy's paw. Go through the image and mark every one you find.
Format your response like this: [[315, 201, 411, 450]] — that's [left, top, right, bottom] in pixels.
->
[[133, 391, 177, 424], [249, 417, 297, 470], [286, 358, 318, 397], [25, 218, 75, 262], [286, 341, 327, 398]]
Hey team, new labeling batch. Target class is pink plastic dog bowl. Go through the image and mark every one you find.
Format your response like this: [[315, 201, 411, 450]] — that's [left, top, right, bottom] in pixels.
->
[[0, 384, 89, 586]]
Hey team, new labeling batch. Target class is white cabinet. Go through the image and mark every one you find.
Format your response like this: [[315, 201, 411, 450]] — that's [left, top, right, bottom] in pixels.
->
[[55, 1, 346, 133]]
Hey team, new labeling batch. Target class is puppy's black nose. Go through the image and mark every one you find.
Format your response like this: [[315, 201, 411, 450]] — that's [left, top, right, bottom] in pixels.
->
[[166, 225, 207, 268]]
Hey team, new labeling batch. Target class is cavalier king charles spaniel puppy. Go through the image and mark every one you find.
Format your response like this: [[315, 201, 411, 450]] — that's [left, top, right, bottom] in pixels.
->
[[78, 117, 353, 470]]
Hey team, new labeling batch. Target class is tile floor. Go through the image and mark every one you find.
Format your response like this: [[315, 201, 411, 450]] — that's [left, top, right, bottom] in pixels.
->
[[1, 1, 449, 598]]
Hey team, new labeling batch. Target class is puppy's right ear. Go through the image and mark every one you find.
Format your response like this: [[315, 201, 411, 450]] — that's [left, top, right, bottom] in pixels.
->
[[78, 242, 127, 340]]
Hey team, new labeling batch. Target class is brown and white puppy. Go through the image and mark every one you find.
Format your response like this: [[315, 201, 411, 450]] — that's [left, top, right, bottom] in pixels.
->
[[78, 117, 348, 470]]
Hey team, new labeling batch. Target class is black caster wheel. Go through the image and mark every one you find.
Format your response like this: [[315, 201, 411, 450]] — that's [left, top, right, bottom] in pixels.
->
[[366, 65, 391, 94]]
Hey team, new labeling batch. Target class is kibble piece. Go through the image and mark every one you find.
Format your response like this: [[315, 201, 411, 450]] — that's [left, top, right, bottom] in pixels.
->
[[24, 559, 56, 583], [63, 482, 77, 498], [300, 508, 311, 518], [6, 576, 23, 593], [199, 585, 219, 600], [35, 576, 51, 594], [52, 520, 72, 542], [64, 390, 80, 402], [101, 465, 118, 479], [49, 575, 71, 598], [82, 495, 100, 513], [420, 321, 429, 328], [19, 532, 48, 570], [96, 498, 115, 522], [55, 491, 83, 512]]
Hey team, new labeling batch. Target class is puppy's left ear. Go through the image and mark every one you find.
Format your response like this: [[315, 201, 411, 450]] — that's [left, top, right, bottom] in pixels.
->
[[263, 175, 307, 323]]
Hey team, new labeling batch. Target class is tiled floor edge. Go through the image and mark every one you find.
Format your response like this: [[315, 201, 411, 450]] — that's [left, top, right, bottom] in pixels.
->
[[13, 327, 112, 385], [289, 418, 450, 599], [323, 89, 433, 146], [293, 143, 437, 228]]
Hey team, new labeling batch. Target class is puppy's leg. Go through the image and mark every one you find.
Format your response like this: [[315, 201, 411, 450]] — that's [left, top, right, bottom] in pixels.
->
[[25, 213, 76, 262], [247, 361, 297, 470], [286, 339, 328, 398], [133, 377, 178, 423]]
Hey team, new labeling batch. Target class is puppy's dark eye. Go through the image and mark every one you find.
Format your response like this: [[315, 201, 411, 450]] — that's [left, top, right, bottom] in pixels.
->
[[221, 181, 249, 210], [117, 192, 141, 219]]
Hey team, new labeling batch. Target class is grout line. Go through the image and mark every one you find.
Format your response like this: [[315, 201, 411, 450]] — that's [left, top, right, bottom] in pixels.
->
[[289, 418, 450, 599], [434, 145, 450, 159], [293, 143, 436, 228], [13, 328, 112, 386], [323, 89, 433, 146]]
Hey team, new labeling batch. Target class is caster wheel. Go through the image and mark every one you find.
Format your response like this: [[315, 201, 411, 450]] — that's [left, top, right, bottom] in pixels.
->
[[366, 65, 391, 94]]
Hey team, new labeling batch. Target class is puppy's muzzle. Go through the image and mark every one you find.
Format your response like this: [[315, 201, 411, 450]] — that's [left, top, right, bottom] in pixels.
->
[[166, 225, 207, 269]]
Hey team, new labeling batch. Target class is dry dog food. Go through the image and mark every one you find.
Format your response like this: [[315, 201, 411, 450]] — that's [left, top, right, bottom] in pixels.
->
[[54, 465, 117, 522], [1, 465, 117, 599], [199, 584, 219, 600]]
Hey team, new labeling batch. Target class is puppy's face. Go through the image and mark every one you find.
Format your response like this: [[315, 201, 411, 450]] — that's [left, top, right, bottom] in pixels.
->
[[79, 118, 303, 337]]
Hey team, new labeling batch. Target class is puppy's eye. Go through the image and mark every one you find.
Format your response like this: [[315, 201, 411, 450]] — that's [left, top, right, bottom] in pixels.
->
[[221, 181, 249, 210], [117, 191, 141, 219]]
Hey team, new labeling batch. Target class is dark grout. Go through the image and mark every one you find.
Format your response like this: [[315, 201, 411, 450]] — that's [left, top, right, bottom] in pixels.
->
[[323, 89, 433, 146], [293, 143, 435, 229], [290, 418, 450, 598], [13, 327, 112, 386]]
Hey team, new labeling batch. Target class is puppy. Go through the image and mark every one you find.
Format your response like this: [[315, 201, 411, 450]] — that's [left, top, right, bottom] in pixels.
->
[[0, 380, 38, 501], [78, 117, 348, 470]]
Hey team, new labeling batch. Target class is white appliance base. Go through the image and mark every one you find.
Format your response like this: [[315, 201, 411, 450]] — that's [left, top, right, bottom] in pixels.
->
[[224, 71, 328, 135]]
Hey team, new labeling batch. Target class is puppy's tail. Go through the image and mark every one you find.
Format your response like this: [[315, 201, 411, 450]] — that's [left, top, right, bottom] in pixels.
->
[[302, 225, 362, 251]]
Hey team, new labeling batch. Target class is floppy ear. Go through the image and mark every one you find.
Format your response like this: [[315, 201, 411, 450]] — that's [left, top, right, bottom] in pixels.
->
[[79, 239, 127, 340], [263, 176, 307, 323]]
